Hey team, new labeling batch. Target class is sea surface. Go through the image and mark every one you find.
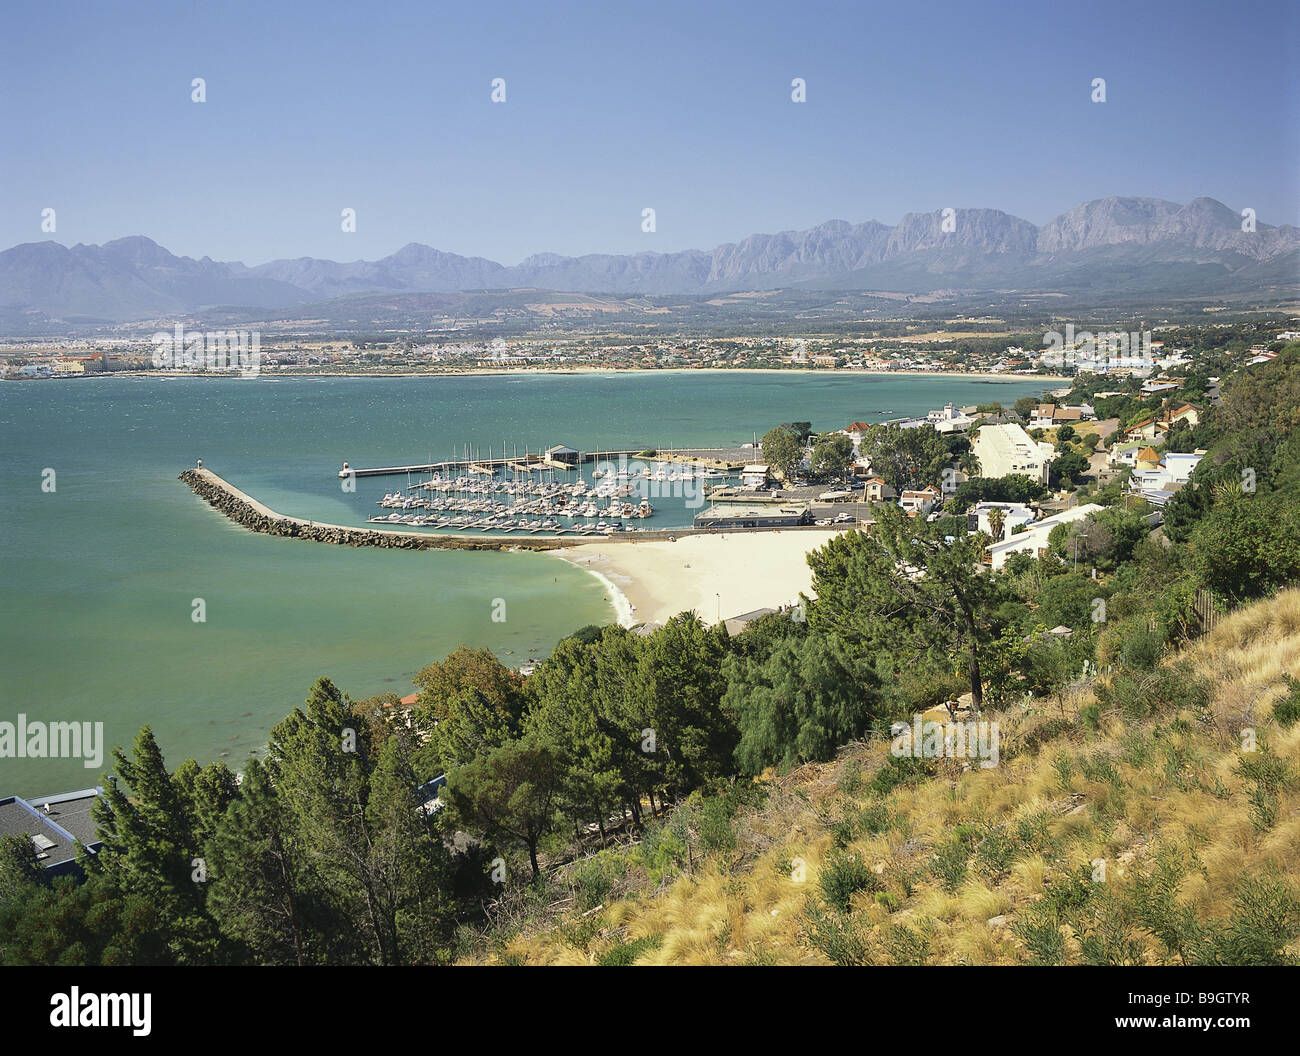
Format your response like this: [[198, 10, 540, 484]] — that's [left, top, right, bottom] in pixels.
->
[[0, 370, 1048, 794]]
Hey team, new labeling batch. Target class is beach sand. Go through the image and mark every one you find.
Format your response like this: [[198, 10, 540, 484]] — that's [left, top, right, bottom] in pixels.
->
[[551, 529, 842, 628]]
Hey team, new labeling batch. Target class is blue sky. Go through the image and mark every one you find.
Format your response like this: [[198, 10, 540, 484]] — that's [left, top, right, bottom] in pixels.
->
[[2, 0, 1296, 264]]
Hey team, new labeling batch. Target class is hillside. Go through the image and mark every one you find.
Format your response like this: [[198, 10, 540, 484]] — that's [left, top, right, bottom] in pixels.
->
[[467, 590, 1300, 965]]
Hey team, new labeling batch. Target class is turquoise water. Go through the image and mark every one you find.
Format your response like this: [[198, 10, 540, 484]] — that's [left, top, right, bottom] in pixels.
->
[[0, 371, 1046, 794]]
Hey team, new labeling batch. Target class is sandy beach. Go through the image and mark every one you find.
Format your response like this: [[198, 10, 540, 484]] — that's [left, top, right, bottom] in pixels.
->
[[552, 529, 843, 628]]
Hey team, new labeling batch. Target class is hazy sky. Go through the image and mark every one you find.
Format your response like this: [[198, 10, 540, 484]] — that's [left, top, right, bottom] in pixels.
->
[[2, 0, 1296, 264]]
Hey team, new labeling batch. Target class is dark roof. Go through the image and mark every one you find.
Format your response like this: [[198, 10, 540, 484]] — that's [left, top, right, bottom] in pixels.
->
[[724, 608, 779, 635], [0, 788, 103, 873]]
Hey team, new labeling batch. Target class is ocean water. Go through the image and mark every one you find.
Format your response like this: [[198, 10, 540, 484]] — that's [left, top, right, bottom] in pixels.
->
[[0, 371, 1047, 794]]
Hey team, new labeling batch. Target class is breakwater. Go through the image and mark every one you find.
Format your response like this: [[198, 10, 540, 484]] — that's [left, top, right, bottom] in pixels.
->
[[179, 468, 582, 552], [180, 468, 851, 548]]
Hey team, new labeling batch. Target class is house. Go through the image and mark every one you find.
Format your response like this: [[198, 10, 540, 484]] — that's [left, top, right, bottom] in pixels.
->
[[971, 423, 1050, 484], [1141, 380, 1182, 396], [1159, 403, 1200, 430], [1135, 446, 1163, 470], [986, 504, 1105, 569], [1123, 417, 1164, 442], [1163, 451, 1205, 483], [924, 402, 975, 434], [862, 476, 896, 502], [724, 607, 780, 636], [970, 502, 1036, 540], [0, 788, 104, 879], [1108, 441, 1143, 468], [741, 464, 771, 489], [1131, 451, 1205, 498], [1029, 403, 1095, 430], [899, 485, 941, 516], [416, 774, 447, 815]]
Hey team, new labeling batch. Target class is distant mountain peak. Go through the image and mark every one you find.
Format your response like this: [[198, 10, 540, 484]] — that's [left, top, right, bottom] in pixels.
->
[[2, 195, 1296, 331]]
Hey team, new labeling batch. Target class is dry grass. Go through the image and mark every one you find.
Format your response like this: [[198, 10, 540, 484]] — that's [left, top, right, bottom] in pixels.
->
[[475, 589, 1300, 965]]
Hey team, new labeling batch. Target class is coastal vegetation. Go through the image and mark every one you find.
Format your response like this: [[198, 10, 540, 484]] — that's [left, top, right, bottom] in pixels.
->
[[2, 345, 1298, 965]]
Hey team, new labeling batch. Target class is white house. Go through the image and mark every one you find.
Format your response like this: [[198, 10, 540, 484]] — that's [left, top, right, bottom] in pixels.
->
[[972, 423, 1050, 484], [986, 503, 1104, 569], [924, 402, 975, 434], [899, 485, 941, 516], [971, 502, 1036, 540], [1132, 451, 1204, 496], [741, 464, 771, 489]]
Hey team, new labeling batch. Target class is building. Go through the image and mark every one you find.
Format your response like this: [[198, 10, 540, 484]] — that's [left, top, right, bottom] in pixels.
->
[[970, 502, 1036, 539], [723, 607, 780, 636], [1123, 416, 1164, 442], [862, 476, 896, 502], [0, 788, 103, 878], [1160, 403, 1200, 429], [971, 423, 1050, 484], [544, 444, 580, 466], [1132, 451, 1205, 498], [694, 504, 811, 529], [899, 486, 941, 516], [740, 464, 771, 489], [1029, 403, 1094, 430], [1135, 446, 1163, 470], [986, 504, 1105, 569], [929, 402, 975, 433]]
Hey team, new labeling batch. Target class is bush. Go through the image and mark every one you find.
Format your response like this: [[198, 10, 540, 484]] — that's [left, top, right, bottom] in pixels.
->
[[598, 934, 662, 966], [802, 899, 874, 965], [818, 851, 878, 912], [930, 830, 976, 893], [869, 754, 929, 797], [1274, 676, 1300, 729], [571, 852, 626, 911], [1096, 661, 1211, 721]]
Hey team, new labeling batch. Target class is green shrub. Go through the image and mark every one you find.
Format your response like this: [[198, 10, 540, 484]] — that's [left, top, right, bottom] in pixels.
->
[[930, 833, 974, 894], [1014, 907, 1068, 965], [973, 824, 1018, 881], [869, 753, 929, 797], [880, 920, 933, 966], [858, 801, 891, 836], [1274, 676, 1300, 728], [818, 850, 878, 912], [802, 899, 874, 965], [571, 852, 627, 911], [598, 934, 662, 966]]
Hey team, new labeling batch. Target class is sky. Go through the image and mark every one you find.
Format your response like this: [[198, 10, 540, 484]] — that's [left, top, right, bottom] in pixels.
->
[[1, 0, 1297, 265]]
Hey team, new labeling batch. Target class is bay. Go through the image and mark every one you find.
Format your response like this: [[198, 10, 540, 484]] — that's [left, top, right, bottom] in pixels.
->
[[0, 370, 1048, 794]]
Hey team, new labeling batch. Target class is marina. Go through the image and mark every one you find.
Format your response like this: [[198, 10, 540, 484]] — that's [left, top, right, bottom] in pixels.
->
[[352, 444, 742, 535]]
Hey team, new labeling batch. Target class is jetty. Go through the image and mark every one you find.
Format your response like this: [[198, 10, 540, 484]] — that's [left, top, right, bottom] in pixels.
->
[[181, 467, 839, 550], [181, 468, 586, 552], [337, 445, 750, 479]]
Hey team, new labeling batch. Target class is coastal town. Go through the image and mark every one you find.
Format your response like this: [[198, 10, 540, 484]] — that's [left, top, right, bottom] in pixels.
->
[[4, 323, 1295, 378]]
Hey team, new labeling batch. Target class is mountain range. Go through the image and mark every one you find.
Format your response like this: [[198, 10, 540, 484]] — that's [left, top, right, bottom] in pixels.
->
[[2, 196, 1296, 332]]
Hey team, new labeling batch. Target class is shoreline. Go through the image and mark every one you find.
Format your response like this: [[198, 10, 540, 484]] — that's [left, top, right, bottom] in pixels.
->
[[13, 367, 1070, 384], [181, 465, 840, 630], [552, 530, 841, 628]]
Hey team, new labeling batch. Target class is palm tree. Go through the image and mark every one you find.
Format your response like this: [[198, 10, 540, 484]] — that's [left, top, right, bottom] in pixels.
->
[[987, 506, 1006, 544]]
